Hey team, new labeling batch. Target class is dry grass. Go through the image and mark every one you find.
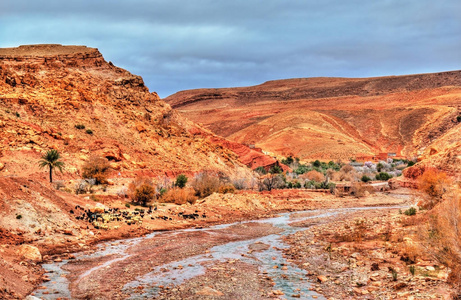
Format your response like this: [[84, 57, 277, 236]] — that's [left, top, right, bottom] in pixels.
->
[[160, 187, 197, 205]]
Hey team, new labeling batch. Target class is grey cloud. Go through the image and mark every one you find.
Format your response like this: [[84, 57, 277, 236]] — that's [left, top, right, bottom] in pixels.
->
[[1, 0, 460, 97]]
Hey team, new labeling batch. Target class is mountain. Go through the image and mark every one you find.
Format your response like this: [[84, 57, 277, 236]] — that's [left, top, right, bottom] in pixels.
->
[[0, 44, 281, 180], [165, 72, 461, 176]]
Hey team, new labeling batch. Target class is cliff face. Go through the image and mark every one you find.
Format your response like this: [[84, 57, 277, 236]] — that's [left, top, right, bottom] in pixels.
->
[[0, 44, 260, 179], [165, 71, 461, 170]]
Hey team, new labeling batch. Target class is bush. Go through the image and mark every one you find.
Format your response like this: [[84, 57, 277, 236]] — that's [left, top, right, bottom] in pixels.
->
[[218, 184, 236, 194], [175, 174, 188, 188], [294, 164, 310, 175], [313, 160, 321, 168], [404, 207, 417, 216], [281, 156, 294, 166], [160, 187, 197, 205], [133, 184, 156, 206], [340, 164, 354, 173], [418, 168, 450, 209], [258, 174, 285, 191], [375, 172, 392, 181], [192, 172, 221, 198], [231, 178, 248, 190], [82, 156, 111, 184], [269, 165, 283, 174], [254, 166, 267, 175], [361, 175, 372, 183], [86, 129, 93, 134], [75, 124, 85, 129], [305, 170, 325, 182]]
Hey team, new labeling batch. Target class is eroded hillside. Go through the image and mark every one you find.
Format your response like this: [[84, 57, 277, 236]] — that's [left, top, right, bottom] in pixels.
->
[[0, 44, 273, 180], [166, 72, 461, 173]]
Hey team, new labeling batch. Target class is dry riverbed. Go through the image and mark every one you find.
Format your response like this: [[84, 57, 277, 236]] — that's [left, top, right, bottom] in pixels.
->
[[283, 208, 453, 299]]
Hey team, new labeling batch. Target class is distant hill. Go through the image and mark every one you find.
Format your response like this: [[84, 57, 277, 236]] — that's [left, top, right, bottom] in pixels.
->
[[165, 71, 461, 177]]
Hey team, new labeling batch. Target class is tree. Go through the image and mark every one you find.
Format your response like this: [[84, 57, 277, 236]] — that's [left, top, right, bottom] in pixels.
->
[[269, 165, 282, 174], [175, 174, 188, 188], [134, 184, 156, 206], [82, 156, 111, 184], [259, 174, 284, 191], [38, 149, 64, 183]]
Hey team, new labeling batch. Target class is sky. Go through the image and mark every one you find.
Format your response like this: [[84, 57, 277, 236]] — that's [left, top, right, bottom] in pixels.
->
[[1, 1, 461, 98]]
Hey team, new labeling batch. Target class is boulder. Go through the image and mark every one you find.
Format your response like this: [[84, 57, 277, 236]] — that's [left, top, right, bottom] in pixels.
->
[[17, 244, 42, 262]]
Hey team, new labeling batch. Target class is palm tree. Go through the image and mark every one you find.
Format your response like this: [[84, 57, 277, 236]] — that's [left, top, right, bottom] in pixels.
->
[[38, 149, 64, 183]]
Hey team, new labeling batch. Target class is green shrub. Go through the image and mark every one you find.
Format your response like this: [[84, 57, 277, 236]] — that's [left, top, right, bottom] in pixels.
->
[[175, 174, 188, 188], [159, 188, 167, 196], [376, 172, 392, 181], [86, 129, 93, 134], [269, 165, 282, 174], [361, 175, 372, 183], [409, 265, 416, 276], [75, 124, 85, 129], [16, 214, 22, 220], [281, 156, 294, 166], [295, 164, 310, 175], [255, 166, 267, 175], [407, 161, 415, 167], [313, 160, 321, 168], [404, 207, 417, 216], [125, 203, 131, 208]]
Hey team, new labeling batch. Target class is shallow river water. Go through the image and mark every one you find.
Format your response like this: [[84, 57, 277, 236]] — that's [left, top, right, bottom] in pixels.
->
[[33, 205, 407, 299]]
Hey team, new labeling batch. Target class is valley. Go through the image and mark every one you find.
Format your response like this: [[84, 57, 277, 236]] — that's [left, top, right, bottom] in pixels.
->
[[0, 44, 460, 299]]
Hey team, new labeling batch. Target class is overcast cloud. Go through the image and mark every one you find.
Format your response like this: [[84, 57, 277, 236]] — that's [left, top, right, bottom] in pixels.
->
[[1, 0, 460, 97]]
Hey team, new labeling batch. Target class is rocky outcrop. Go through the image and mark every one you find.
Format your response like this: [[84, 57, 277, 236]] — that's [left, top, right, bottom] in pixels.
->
[[0, 44, 256, 179]]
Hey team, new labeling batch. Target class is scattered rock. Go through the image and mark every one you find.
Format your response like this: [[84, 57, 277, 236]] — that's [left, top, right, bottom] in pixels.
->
[[317, 275, 328, 283]]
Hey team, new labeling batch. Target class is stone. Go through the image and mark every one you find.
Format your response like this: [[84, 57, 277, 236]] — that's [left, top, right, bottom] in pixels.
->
[[135, 123, 147, 133], [271, 290, 284, 295], [0, 162, 4, 171], [317, 275, 328, 283], [17, 245, 42, 262]]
